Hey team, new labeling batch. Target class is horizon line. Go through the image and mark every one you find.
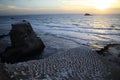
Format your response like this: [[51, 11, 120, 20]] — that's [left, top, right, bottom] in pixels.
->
[[0, 13, 120, 16]]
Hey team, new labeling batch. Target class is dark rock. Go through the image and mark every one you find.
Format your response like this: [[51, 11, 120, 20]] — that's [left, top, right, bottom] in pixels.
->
[[110, 25, 115, 28], [0, 63, 13, 80], [84, 13, 91, 16], [0, 21, 45, 63], [22, 20, 26, 22], [97, 44, 120, 56], [10, 17, 14, 19], [97, 44, 120, 66]]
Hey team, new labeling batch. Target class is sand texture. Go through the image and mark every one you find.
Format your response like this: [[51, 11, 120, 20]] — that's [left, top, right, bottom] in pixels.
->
[[5, 47, 115, 80]]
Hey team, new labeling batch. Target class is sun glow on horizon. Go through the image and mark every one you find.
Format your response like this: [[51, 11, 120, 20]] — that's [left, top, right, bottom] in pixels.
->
[[0, 0, 120, 15], [92, 0, 117, 10]]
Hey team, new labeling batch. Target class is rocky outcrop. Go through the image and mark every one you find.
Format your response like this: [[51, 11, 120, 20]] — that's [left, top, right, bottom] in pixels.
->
[[97, 44, 120, 66], [0, 20, 45, 63], [84, 13, 91, 16]]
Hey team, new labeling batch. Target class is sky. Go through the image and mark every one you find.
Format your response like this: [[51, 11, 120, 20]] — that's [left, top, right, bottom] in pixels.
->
[[0, 0, 120, 15]]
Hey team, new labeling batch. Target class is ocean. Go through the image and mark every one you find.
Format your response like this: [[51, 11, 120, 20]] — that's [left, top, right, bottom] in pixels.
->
[[0, 14, 120, 57]]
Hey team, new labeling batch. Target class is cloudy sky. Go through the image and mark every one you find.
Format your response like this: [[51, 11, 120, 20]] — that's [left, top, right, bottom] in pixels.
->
[[0, 0, 120, 15]]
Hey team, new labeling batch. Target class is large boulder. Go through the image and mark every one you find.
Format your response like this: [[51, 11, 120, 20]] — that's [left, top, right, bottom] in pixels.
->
[[0, 20, 45, 63], [97, 44, 120, 66]]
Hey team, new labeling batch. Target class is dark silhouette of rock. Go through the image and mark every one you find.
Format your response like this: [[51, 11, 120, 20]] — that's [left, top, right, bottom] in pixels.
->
[[84, 13, 91, 16], [97, 44, 120, 56], [10, 17, 14, 19], [97, 44, 120, 66], [0, 20, 45, 63]]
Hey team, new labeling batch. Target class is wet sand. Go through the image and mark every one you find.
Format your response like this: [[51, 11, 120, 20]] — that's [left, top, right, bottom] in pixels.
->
[[4, 47, 120, 80]]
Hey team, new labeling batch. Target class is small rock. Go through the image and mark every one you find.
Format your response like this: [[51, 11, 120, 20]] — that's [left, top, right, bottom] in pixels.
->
[[10, 17, 14, 19], [84, 13, 92, 16], [14, 71, 18, 75], [21, 71, 26, 75], [10, 75, 14, 78]]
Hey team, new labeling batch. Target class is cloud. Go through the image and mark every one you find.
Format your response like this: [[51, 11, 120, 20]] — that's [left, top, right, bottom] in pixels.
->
[[0, 4, 37, 11], [0, 3, 57, 15], [8, 5, 16, 9], [61, 0, 92, 6], [0, 4, 17, 10], [60, 0, 96, 11], [59, 0, 94, 11]]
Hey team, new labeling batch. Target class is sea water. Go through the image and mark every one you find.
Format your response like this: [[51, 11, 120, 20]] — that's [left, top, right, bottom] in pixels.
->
[[0, 14, 120, 57]]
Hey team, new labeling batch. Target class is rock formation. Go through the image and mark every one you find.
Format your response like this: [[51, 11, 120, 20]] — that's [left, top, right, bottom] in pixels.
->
[[0, 20, 45, 63], [97, 44, 120, 66], [84, 13, 91, 16]]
